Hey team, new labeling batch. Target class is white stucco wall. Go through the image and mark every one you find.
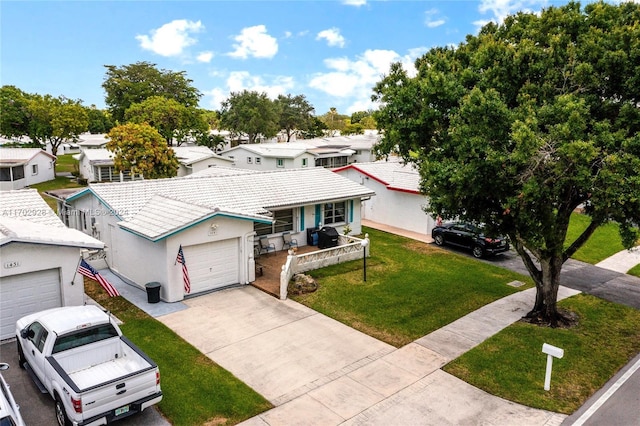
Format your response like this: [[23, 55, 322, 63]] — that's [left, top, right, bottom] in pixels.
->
[[25, 153, 56, 186], [177, 157, 233, 177], [337, 168, 434, 236], [0, 242, 86, 306], [222, 149, 316, 170]]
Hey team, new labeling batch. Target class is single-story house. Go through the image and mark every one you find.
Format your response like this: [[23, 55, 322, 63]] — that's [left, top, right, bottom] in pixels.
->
[[220, 143, 318, 170], [74, 148, 139, 183], [59, 167, 375, 302], [75, 146, 232, 182], [0, 148, 56, 190], [334, 159, 436, 238], [172, 146, 234, 177], [0, 189, 104, 340]]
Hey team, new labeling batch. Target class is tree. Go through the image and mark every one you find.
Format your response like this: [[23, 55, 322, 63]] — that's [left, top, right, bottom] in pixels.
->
[[299, 117, 328, 139], [86, 106, 114, 134], [219, 90, 279, 144], [318, 108, 348, 136], [102, 62, 201, 124], [274, 94, 315, 142], [342, 120, 365, 135], [0, 85, 31, 139], [106, 123, 179, 179], [26, 94, 88, 157], [372, 1, 640, 326]]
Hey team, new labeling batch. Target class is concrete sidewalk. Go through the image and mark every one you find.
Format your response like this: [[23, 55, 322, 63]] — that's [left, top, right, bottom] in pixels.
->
[[156, 285, 577, 426], [596, 246, 640, 274]]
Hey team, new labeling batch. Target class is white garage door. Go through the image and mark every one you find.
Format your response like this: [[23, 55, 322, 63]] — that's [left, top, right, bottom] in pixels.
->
[[183, 239, 240, 294], [0, 269, 61, 340]]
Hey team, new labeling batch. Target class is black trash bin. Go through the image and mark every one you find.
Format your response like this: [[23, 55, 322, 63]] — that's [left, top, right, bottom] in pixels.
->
[[317, 226, 339, 249], [145, 282, 161, 304]]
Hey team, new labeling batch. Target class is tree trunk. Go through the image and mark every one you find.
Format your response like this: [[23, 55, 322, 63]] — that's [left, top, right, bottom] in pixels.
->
[[527, 254, 565, 327]]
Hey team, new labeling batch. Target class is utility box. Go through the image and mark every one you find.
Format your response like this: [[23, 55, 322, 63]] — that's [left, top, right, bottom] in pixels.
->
[[317, 226, 339, 249]]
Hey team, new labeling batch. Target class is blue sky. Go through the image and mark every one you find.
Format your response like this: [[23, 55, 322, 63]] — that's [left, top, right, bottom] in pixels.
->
[[2, 0, 577, 116]]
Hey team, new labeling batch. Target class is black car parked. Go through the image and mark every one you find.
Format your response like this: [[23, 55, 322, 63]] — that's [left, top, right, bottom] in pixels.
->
[[431, 222, 510, 258]]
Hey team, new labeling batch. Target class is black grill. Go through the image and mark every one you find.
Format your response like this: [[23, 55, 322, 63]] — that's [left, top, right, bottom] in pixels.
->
[[317, 226, 339, 249]]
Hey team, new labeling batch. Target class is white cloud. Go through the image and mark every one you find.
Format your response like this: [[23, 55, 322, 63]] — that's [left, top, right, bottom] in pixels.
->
[[203, 71, 295, 110], [424, 8, 446, 28], [316, 28, 346, 48], [136, 19, 204, 57], [342, 0, 367, 6], [228, 25, 278, 59], [197, 51, 214, 63], [309, 48, 423, 113], [478, 0, 547, 24]]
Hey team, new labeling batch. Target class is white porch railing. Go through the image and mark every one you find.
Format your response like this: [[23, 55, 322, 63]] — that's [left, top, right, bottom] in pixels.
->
[[279, 234, 369, 300]]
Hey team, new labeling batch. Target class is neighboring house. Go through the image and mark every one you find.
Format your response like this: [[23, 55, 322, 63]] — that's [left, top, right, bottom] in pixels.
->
[[76, 146, 232, 182], [219, 132, 381, 171], [59, 167, 375, 302], [220, 143, 317, 170], [76, 133, 108, 150], [0, 148, 56, 190], [172, 146, 234, 177], [334, 159, 436, 238], [74, 148, 140, 183], [0, 189, 104, 340]]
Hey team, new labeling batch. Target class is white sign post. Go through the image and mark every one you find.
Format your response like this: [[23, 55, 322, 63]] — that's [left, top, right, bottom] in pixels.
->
[[542, 343, 564, 391]]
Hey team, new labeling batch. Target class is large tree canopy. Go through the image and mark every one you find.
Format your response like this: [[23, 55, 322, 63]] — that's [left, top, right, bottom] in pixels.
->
[[220, 90, 279, 144], [373, 1, 640, 326], [106, 123, 179, 179], [274, 94, 315, 142], [103, 62, 201, 124]]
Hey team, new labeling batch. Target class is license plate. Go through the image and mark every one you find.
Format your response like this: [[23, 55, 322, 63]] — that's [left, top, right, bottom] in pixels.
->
[[115, 405, 130, 416]]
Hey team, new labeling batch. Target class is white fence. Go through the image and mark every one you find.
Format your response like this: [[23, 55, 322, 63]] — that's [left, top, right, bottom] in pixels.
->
[[279, 234, 369, 300]]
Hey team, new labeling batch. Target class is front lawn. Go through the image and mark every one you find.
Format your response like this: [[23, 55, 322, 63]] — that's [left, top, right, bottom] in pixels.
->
[[292, 227, 534, 347], [444, 294, 640, 414], [84, 280, 272, 426], [628, 263, 640, 278], [30, 177, 84, 210], [55, 153, 78, 174], [566, 213, 628, 264]]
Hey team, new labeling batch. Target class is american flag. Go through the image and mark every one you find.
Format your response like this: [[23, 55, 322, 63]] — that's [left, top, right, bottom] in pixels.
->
[[176, 245, 191, 294], [77, 259, 120, 297]]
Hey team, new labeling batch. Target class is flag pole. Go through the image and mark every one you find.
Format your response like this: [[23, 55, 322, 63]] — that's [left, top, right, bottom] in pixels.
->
[[71, 255, 83, 285]]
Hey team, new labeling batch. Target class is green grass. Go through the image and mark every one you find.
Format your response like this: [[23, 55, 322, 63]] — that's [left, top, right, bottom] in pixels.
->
[[292, 227, 534, 347], [55, 153, 79, 174], [30, 177, 85, 210], [85, 280, 272, 426], [566, 213, 627, 264], [444, 294, 640, 414], [628, 263, 640, 278]]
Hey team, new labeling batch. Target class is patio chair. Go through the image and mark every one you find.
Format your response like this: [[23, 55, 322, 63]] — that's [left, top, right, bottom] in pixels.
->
[[282, 232, 298, 250], [258, 236, 276, 255]]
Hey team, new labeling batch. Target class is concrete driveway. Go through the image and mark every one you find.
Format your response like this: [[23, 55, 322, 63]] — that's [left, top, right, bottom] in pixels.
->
[[158, 285, 570, 425]]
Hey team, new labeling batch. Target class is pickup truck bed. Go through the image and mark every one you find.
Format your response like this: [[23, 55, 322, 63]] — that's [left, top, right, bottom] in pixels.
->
[[53, 337, 152, 391]]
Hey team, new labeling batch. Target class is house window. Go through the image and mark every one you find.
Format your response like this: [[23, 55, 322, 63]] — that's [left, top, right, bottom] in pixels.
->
[[255, 157, 261, 165], [12, 165, 25, 180], [302, 158, 308, 167], [254, 208, 294, 236], [247, 157, 253, 164], [324, 201, 346, 225], [32, 164, 39, 175], [0, 167, 11, 181], [81, 211, 88, 231], [276, 158, 284, 168]]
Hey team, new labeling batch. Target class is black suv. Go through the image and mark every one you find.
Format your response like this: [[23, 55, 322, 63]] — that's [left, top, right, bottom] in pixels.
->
[[431, 222, 509, 258]]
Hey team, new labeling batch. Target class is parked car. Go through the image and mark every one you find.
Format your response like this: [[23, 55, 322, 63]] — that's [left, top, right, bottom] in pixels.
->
[[0, 363, 25, 426], [432, 222, 510, 258], [16, 305, 162, 426]]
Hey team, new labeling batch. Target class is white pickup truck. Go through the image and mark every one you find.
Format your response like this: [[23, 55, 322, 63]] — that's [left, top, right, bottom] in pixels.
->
[[15, 305, 163, 426]]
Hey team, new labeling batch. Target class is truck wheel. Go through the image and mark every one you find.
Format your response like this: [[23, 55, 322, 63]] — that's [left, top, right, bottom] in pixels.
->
[[16, 341, 26, 369], [55, 396, 71, 426]]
